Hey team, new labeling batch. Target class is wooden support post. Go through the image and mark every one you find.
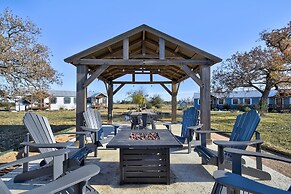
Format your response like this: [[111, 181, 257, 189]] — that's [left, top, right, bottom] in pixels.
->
[[123, 38, 129, 60], [107, 81, 113, 124], [150, 73, 153, 82], [76, 65, 88, 132], [159, 38, 165, 60], [200, 64, 211, 145], [171, 82, 177, 122]]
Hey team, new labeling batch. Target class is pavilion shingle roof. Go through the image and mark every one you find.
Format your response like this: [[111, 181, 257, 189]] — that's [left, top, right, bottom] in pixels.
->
[[65, 24, 222, 83]]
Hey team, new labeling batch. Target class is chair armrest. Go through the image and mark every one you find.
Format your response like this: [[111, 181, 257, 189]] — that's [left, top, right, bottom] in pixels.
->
[[213, 140, 264, 147], [163, 122, 181, 126], [187, 124, 203, 130], [195, 130, 230, 134], [0, 149, 70, 171], [26, 164, 100, 194], [80, 126, 100, 132], [101, 124, 115, 129], [163, 122, 181, 131], [54, 131, 90, 135], [21, 142, 72, 148], [213, 170, 288, 194], [224, 148, 291, 163]]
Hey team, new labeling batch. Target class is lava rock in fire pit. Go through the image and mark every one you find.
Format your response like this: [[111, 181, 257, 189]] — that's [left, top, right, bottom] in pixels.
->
[[129, 132, 160, 140]]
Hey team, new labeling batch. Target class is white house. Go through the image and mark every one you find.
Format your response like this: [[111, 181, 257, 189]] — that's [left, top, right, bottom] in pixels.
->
[[14, 90, 108, 111], [45, 90, 77, 110]]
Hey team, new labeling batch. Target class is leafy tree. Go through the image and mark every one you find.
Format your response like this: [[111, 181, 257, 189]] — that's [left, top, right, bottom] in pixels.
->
[[150, 95, 164, 108], [0, 9, 62, 98], [212, 22, 291, 112], [260, 21, 290, 63], [127, 88, 148, 110]]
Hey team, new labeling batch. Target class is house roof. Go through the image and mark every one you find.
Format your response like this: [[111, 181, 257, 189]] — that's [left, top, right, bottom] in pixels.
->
[[193, 90, 278, 99], [88, 92, 107, 98], [64, 24, 222, 82], [49, 90, 107, 98], [49, 90, 76, 97]]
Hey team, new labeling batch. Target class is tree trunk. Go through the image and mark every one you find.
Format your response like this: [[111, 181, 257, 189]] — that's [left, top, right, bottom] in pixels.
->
[[259, 87, 271, 113]]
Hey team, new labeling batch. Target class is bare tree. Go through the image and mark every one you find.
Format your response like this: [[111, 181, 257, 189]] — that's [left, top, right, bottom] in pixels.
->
[[212, 22, 291, 112], [0, 9, 62, 98]]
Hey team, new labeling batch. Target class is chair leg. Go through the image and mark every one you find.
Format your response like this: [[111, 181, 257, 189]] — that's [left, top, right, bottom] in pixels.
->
[[94, 148, 98, 157]]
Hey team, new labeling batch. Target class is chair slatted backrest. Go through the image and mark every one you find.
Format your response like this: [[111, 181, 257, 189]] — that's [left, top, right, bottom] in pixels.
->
[[23, 112, 56, 163], [229, 109, 260, 149], [83, 108, 102, 129], [181, 107, 199, 138], [83, 108, 103, 139]]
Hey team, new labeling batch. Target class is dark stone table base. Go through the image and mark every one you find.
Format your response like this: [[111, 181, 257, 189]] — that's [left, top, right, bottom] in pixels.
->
[[120, 148, 170, 184]]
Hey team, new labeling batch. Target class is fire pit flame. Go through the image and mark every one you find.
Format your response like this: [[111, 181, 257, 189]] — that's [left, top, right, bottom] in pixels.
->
[[129, 132, 160, 140]]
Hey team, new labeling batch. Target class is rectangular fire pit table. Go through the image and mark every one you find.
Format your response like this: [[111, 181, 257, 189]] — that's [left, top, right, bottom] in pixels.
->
[[106, 129, 182, 184]]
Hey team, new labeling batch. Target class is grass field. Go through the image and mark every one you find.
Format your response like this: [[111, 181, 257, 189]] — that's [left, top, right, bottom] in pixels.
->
[[0, 105, 290, 155]]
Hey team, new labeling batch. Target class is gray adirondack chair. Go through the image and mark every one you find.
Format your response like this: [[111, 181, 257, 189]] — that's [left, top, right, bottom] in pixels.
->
[[17, 112, 97, 183], [0, 149, 100, 194], [194, 109, 270, 179], [164, 107, 202, 153], [82, 108, 119, 156], [212, 148, 291, 194]]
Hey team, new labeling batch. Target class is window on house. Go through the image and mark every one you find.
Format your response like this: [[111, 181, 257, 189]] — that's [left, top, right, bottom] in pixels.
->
[[197, 99, 200, 105], [74, 97, 76, 104], [64, 97, 71, 104], [244, 98, 251, 105], [50, 97, 57, 104], [232, 98, 239, 105], [218, 98, 224, 105], [102, 98, 107, 104]]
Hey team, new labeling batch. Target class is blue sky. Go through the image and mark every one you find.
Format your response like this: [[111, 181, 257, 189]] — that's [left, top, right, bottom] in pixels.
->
[[1, 1, 290, 101]]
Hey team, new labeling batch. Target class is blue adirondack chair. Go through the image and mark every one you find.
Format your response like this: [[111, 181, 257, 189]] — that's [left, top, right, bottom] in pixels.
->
[[195, 109, 270, 180], [212, 148, 291, 194], [164, 107, 202, 153]]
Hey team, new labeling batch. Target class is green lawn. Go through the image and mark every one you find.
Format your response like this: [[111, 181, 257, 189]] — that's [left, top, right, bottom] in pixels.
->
[[0, 108, 290, 156]]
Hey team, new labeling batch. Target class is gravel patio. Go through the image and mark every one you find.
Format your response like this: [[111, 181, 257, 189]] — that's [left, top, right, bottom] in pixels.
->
[[1, 124, 290, 193]]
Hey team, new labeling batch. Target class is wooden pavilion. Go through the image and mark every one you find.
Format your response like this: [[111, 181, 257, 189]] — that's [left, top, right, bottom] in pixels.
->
[[64, 24, 221, 140]]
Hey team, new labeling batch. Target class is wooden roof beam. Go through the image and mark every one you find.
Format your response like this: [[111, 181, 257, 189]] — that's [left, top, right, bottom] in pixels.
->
[[146, 38, 189, 59], [160, 83, 172, 95], [180, 65, 202, 87], [83, 64, 109, 88], [113, 81, 172, 84], [159, 38, 165, 60], [77, 59, 213, 65], [113, 83, 125, 95], [107, 46, 112, 53]]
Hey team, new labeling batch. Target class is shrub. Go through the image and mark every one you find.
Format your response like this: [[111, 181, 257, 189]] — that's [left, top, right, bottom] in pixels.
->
[[222, 104, 230, 110], [146, 102, 152, 109], [244, 106, 251, 112]]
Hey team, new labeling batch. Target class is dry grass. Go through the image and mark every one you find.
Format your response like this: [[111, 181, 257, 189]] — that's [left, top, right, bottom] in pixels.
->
[[0, 107, 290, 156]]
